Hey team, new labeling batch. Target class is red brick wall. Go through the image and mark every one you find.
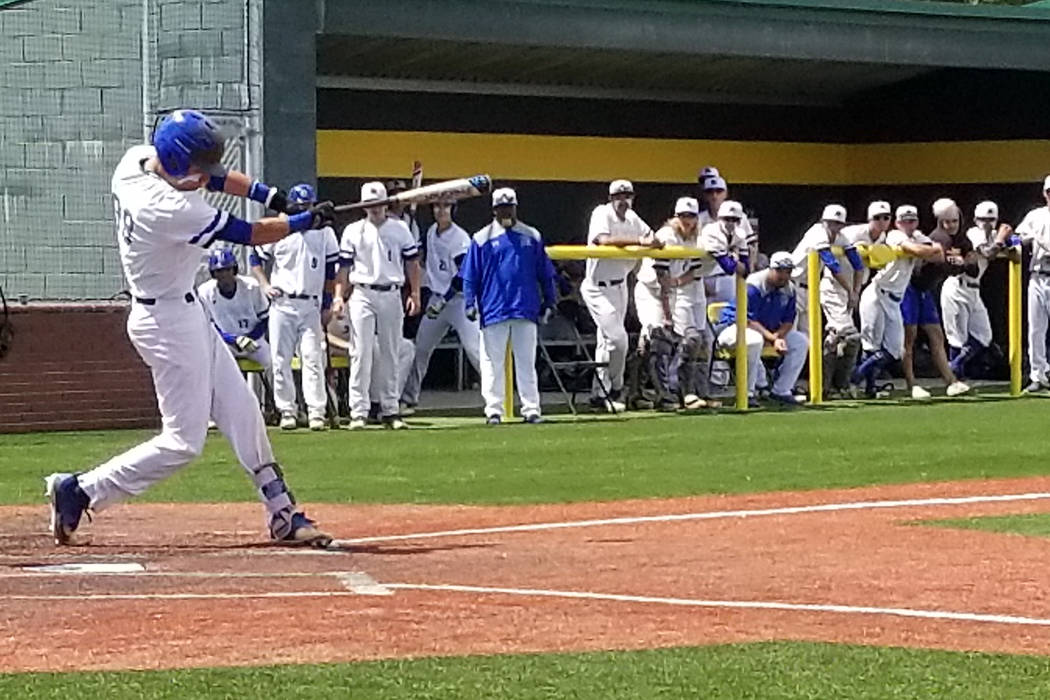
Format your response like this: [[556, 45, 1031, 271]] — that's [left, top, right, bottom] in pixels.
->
[[0, 304, 159, 433]]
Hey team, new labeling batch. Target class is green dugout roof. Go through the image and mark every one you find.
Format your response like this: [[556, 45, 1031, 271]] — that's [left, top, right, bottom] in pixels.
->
[[317, 0, 1050, 107]]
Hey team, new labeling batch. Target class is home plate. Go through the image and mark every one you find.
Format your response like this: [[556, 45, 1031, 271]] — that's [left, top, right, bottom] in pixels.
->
[[23, 563, 146, 574]]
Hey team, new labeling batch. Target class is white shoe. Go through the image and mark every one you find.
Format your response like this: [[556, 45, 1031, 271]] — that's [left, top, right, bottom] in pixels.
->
[[682, 394, 707, 410], [946, 381, 971, 397], [348, 417, 366, 431], [308, 417, 326, 431], [383, 417, 408, 430], [279, 413, 297, 430], [607, 399, 627, 413], [399, 402, 416, 417], [911, 386, 932, 400]]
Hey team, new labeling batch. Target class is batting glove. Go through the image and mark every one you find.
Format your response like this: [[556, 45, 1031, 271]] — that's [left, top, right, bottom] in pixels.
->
[[465, 306, 478, 322], [426, 298, 447, 319], [235, 336, 259, 354]]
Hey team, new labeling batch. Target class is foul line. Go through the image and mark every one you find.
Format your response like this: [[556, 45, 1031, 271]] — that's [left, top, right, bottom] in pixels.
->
[[330, 491, 1050, 546], [5, 581, 1050, 628]]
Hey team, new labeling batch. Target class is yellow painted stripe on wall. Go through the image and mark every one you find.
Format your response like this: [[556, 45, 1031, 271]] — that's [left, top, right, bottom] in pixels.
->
[[317, 130, 1050, 186]]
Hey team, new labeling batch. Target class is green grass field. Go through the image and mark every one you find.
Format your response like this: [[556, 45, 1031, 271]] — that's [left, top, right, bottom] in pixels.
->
[[5, 398, 1050, 697], [927, 512, 1050, 538]]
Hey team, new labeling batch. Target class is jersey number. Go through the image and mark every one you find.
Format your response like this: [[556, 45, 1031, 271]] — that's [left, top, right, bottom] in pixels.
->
[[112, 195, 133, 245], [238, 319, 250, 330], [387, 248, 393, 263], [311, 257, 318, 269], [438, 260, 448, 271]]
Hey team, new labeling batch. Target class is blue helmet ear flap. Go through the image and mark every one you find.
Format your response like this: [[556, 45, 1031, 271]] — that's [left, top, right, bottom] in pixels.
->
[[153, 110, 225, 177], [288, 183, 317, 204], [208, 248, 239, 274]]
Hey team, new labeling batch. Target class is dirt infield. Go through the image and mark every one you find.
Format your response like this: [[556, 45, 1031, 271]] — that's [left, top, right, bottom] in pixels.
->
[[4, 476, 1050, 672]]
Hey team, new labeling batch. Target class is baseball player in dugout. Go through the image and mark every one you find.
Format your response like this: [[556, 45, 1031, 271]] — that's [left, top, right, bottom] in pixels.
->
[[901, 199, 971, 399], [462, 187, 558, 425], [940, 201, 1001, 382], [995, 176, 1050, 392], [400, 199, 482, 415], [790, 204, 864, 336], [251, 183, 340, 431], [333, 181, 422, 431], [581, 179, 656, 413], [197, 248, 271, 373], [46, 109, 333, 547]]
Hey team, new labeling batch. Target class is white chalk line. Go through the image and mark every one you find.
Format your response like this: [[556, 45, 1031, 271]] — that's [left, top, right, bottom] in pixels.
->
[[5, 581, 1050, 629], [330, 491, 1050, 546]]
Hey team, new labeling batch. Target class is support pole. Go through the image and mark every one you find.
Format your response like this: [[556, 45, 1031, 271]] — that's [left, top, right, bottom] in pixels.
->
[[807, 250, 823, 405], [735, 271, 749, 411], [1009, 253, 1022, 397]]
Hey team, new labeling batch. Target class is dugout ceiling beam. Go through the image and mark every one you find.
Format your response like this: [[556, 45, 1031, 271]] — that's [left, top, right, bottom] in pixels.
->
[[318, 0, 1050, 75]]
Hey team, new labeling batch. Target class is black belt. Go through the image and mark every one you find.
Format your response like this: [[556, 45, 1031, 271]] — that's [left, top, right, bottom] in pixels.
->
[[1035, 271, 1050, 277], [964, 281, 981, 290], [597, 279, 624, 288], [135, 292, 195, 305], [880, 289, 902, 303], [361, 283, 399, 292], [285, 293, 318, 300]]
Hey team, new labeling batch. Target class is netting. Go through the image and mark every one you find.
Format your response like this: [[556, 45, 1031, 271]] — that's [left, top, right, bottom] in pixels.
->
[[0, 0, 260, 302]]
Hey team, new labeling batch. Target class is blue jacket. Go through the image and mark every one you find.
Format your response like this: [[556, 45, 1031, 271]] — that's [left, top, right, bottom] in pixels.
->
[[462, 219, 557, 328], [719, 270, 797, 331]]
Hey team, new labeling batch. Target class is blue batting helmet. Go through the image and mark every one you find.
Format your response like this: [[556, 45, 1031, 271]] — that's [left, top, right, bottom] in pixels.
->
[[152, 109, 225, 178], [208, 248, 238, 275], [288, 183, 317, 204]]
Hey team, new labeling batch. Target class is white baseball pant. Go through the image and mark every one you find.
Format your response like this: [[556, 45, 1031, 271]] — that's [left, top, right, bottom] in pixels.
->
[[369, 337, 414, 404], [819, 276, 856, 333], [716, 325, 807, 396], [78, 298, 277, 513], [401, 294, 481, 405], [349, 286, 404, 418], [1028, 275, 1050, 383], [581, 280, 629, 397], [480, 319, 540, 418], [633, 281, 666, 338], [859, 284, 905, 360], [270, 298, 326, 420], [940, 276, 992, 349], [672, 280, 711, 337], [232, 338, 271, 408]]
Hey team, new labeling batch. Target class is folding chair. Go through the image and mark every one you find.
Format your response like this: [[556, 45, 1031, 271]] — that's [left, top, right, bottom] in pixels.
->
[[537, 310, 614, 416]]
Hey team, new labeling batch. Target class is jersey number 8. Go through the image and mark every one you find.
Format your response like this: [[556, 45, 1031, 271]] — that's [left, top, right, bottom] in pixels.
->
[[112, 195, 134, 245]]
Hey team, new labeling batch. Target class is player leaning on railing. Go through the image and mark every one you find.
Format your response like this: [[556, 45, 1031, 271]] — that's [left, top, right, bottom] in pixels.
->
[[45, 109, 334, 548]]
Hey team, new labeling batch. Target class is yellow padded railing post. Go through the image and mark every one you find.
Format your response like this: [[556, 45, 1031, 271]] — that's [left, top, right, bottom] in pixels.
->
[[1009, 251, 1022, 397], [504, 337, 514, 418], [735, 271, 748, 411], [807, 250, 822, 405]]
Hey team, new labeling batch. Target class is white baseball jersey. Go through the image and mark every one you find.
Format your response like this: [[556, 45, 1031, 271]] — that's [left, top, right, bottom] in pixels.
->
[[635, 226, 686, 286], [340, 217, 419, 285], [391, 210, 421, 244], [1015, 207, 1050, 273], [871, 229, 933, 295], [423, 222, 471, 295], [585, 204, 652, 283], [842, 223, 882, 246], [700, 210, 756, 243], [696, 221, 748, 277], [790, 223, 857, 284], [112, 145, 227, 299], [256, 227, 339, 296], [197, 275, 269, 336], [965, 226, 996, 280]]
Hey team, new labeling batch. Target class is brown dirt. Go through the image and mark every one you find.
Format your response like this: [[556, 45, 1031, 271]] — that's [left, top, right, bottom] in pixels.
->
[[3, 476, 1050, 671]]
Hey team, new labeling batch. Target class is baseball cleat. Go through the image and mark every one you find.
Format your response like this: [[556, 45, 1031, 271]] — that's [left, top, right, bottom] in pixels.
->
[[347, 417, 367, 431], [276, 512, 332, 548], [399, 402, 416, 417], [279, 413, 297, 430], [946, 381, 971, 397], [485, 415, 501, 425], [1024, 380, 1047, 394], [522, 413, 543, 424], [382, 416, 408, 430], [911, 385, 932, 400], [682, 394, 707, 410], [770, 392, 801, 406], [308, 417, 327, 431], [44, 473, 90, 546]]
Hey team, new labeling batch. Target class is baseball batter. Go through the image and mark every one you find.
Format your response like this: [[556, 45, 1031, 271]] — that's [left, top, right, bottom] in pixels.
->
[[197, 248, 271, 371], [581, 180, 656, 412], [852, 205, 944, 398], [252, 183, 339, 431], [940, 201, 999, 379], [333, 181, 422, 430], [401, 200, 481, 412], [997, 176, 1050, 391], [45, 109, 331, 546]]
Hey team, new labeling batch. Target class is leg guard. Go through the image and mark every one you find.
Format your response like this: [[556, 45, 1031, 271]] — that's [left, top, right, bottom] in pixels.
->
[[949, 338, 986, 380], [252, 462, 298, 539], [648, 327, 681, 404], [625, 337, 648, 406], [832, 330, 862, 392]]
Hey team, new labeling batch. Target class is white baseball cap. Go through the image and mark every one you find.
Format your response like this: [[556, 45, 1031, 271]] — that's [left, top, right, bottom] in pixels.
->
[[718, 200, 744, 220], [675, 197, 699, 216], [608, 179, 634, 196], [703, 176, 728, 192], [698, 166, 720, 182], [867, 201, 892, 219], [932, 197, 958, 219], [821, 204, 847, 224], [492, 187, 518, 207], [896, 204, 919, 221], [769, 251, 794, 270], [974, 201, 999, 220], [1043, 175, 1050, 192], [360, 181, 387, 203]]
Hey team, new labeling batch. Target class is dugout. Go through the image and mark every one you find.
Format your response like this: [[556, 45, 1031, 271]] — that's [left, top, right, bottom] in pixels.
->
[[278, 0, 1050, 355]]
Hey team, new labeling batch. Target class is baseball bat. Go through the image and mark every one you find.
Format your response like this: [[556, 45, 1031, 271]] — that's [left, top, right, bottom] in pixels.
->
[[333, 174, 491, 213], [409, 160, 423, 216]]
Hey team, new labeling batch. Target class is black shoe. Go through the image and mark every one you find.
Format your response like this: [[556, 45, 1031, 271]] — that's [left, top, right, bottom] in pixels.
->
[[485, 415, 501, 425], [523, 414, 543, 424]]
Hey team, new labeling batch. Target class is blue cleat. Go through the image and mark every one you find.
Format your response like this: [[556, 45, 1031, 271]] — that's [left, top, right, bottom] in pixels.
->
[[272, 511, 332, 548], [44, 473, 90, 545]]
